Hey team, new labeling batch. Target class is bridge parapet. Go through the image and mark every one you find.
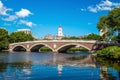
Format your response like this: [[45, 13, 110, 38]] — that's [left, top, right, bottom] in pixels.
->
[[10, 40, 97, 45], [9, 40, 118, 53]]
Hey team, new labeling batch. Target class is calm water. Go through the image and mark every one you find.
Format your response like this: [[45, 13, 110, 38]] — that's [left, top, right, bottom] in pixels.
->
[[0, 52, 120, 80]]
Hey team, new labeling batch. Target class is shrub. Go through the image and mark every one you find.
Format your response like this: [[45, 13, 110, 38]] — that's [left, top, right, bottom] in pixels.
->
[[97, 46, 120, 59]]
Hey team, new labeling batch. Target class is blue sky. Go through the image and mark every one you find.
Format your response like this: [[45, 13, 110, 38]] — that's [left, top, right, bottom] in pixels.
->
[[0, 0, 120, 38]]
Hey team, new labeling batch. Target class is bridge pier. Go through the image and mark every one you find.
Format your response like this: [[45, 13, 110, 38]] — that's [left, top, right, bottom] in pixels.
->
[[26, 49, 30, 52], [9, 49, 13, 52], [53, 50, 58, 53]]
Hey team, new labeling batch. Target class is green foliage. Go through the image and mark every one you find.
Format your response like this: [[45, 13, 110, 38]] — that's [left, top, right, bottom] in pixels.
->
[[0, 28, 9, 50], [111, 36, 118, 41], [9, 31, 34, 43], [0, 28, 34, 50], [68, 48, 88, 52], [82, 33, 102, 40], [97, 16, 108, 31], [97, 8, 120, 42], [40, 47, 52, 51], [97, 57, 120, 71], [97, 46, 120, 59], [108, 8, 120, 30], [62, 36, 80, 40]]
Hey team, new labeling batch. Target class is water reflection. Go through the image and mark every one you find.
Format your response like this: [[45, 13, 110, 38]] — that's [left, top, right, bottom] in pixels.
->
[[57, 64, 63, 75], [97, 57, 120, 80], [100, 66, 117, 80], [0, 62, 32, 72], [0, 52, 119, 80]]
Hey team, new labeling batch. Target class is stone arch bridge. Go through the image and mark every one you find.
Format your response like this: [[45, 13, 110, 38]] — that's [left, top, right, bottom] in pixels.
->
[[9, 40, 117, 53]]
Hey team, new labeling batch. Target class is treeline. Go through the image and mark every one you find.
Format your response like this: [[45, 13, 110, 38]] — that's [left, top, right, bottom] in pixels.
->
[[39, 47, 88, 52], [62, 33, 103, 41], [0, 28, 34, 51]]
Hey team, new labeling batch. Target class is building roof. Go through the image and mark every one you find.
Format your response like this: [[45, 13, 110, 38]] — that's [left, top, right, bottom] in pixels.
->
[[59, 26, 62, 28], [17, 29, 31, 31]]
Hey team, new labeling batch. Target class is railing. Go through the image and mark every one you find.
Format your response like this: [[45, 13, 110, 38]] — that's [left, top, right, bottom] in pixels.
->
[[10, 40, 120, 45], [9, 40, 97, 45]]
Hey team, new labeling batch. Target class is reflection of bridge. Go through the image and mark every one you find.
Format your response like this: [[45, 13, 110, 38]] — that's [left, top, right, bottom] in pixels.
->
[[55, 54, 97, 67], [9, 40, 118, 53]]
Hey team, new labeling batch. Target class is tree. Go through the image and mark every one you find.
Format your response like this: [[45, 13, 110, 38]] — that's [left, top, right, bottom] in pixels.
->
[[97, 16, 110, 41], [108, 8, 120, 43], [97, 16, 108, 32], [97, 8, 120, 42], [82, 33, 102, 41], [62, 36, 80, 40], [9, 31, 34, 43], [111, 36, 118, 42], [0, 28, 9, 50]]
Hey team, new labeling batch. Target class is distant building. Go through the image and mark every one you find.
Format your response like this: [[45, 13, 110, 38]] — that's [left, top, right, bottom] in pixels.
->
[[17, 29, 32, 34], [44, 34, 53, 40], [58, 25, 64, 39]]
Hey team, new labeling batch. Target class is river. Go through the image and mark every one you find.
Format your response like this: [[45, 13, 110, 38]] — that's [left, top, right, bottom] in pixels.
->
[[0, 52, 119, 80]]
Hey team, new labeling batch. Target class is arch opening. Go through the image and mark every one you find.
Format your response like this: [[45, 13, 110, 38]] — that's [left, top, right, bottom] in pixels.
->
[[58, 45, 76, 53], [13, 46, 26, 52], [57, 43, 90, 53], [30, 44, 53, 52]]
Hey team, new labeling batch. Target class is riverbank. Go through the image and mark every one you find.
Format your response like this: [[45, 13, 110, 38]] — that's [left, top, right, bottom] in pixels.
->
[[67, 48, 89, 52], [0, 50, 9, 52], [40, 47, 52, 51], [94, 46, 120, 62], [39, 47, 89, 52]]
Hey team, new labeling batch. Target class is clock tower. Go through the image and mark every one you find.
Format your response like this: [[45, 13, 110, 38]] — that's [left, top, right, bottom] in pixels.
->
[[58, 25, 63, 39]]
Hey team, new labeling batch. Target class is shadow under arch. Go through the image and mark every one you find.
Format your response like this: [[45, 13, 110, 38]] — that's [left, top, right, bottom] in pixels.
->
[[29, 43, 54, 52], [12, 45, 27, 52], [56, 43, 91, 53]]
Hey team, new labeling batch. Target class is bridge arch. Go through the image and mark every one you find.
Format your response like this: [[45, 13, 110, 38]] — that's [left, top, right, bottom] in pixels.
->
[[56, 43, 91, 53], [29, 43, 54, 52], [12, 45, 27, 52]]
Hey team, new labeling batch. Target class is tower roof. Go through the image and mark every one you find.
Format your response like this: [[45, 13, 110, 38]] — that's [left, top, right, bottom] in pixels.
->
[[59, 25, 62, 28]]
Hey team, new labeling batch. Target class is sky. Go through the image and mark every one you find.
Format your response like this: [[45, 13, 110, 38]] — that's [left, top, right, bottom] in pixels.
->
[[0, 0, 120, 38]]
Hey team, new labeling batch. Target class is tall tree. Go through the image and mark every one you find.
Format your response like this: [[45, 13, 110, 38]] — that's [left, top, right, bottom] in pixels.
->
[[97, 16, 109, 41], [108, 8, 120, 43], [0, 28, 9, 50], [97, 16, 108, 32], [97, 8, 120, 42]]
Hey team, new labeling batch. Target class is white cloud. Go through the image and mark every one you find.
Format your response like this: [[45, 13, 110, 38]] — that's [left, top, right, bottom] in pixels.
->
[[100, 0, 112, 7], [2, 15, 17, 21], [80, 9, 86, 11], [88, 22, 92, 25], [20, 20, 36, 27], [16, 9, 32, 18], [0, 1, 36, 27], [82, 0, 120, 13], [0, 1, 12, 16], [88, 6, 97, 13], [2, 8, 32, 21]]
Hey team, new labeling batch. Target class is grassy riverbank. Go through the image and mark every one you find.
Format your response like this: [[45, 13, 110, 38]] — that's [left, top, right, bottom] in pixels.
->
[[40, 47, 52, 52], [39, 47, 89, 52], [96, 46, 120, 60], [67, 48, 88, 52]]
